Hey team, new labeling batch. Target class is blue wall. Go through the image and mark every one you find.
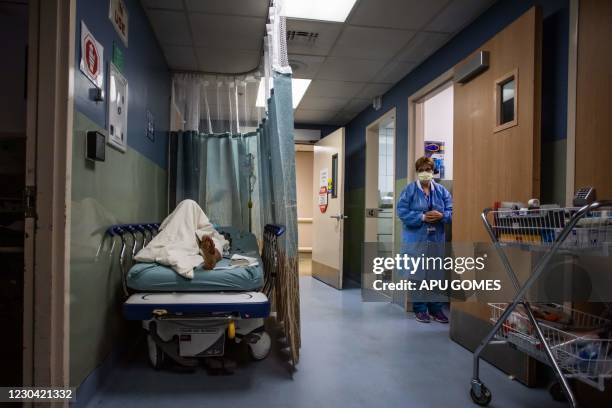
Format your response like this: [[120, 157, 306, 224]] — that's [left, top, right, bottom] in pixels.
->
[[74, 0, 171, 168], [343, 0, 569, 192]]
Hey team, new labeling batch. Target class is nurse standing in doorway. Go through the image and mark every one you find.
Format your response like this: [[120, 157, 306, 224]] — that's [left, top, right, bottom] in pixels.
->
[[397, 156, 453, 323]]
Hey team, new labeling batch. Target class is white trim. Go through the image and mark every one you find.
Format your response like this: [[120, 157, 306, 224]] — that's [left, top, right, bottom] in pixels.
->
[[364, 107, 396, 299], [407, 69, 455, 183], [566, 0, 579, 206], [24, 0, 75, 389]]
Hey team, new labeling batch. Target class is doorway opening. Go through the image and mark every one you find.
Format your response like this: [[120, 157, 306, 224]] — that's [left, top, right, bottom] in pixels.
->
[[295, 143, 314, 276], [412, 81, 454, 186], [409, 79, 455, 243], [0, 0, 29, 387], [364, 108, 396, 299]]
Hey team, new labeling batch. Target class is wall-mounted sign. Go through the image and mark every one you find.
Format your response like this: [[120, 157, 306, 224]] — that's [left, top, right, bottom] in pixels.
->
[[109, 0, 129, 46], [108, 62, 128, 152], [112, 42, 124, 73], [318, 186, 328, 213], [80, 22, 104, 88]]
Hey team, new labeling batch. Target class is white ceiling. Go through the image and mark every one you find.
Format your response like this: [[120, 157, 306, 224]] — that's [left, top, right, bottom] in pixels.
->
[[141, 0, 268, 73], [290, 0, 497, 125], [142, 0, 496, 126]]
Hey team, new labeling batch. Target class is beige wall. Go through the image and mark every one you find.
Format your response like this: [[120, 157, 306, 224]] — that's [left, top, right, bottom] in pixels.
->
[[295, 147, 313, 251]]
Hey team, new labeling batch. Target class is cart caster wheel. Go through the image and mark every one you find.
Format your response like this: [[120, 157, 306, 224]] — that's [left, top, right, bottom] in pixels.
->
[[147, 334, 165, 369], [548, 381, 567, 402], [248, 332, 271, 361], [470, 383, 492, 406]]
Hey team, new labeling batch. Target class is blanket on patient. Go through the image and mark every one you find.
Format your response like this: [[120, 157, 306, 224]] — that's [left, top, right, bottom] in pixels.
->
[[134, 199, 228, 279]]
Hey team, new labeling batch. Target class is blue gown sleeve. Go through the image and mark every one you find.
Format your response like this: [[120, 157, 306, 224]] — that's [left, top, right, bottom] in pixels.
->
[[441, 186, 453, 224], [397, 184, 424, 228]]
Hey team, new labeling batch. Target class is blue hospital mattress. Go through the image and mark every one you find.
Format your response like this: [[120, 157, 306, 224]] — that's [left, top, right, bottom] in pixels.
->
[[126, 227, 264, 292]]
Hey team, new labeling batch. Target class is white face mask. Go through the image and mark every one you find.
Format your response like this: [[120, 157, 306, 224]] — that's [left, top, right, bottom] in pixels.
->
[[417, 171, 434, 182]]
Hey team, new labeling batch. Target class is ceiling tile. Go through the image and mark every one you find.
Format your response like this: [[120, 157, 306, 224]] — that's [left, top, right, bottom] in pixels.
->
[[146, 10, 192, 46], [395, 32, 450, 63], [286, 19, 343, 56], [189, 14, 265, 50], [317, 57, 386, 82], [343, 98, 371, 114], [298, 96, 350, 111], [287, 54, 325, 79], [375, 61, 417, 84], [294, 109, 338, 124], [329, 26, 415, 60], [162, 45, 198, 71], [349, 0, 448, 30], [142, 0, 183, 10], [195, 48, 260, 73], [304, 80, 364, 98], [356, 83, 392, 99], [426, 0, 495, 33], [332, 111, 359, 124], [185, 0, 269, 17]]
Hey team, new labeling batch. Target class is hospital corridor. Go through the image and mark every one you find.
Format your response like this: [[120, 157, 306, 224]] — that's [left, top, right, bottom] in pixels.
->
[[1, 0, 612, 407]]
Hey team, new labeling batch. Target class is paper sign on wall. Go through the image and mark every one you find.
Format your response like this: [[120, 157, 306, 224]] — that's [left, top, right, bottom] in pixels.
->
[[320, 168, 328, 187], [80, 22, 104, 88], [109, 0, 129, 46]]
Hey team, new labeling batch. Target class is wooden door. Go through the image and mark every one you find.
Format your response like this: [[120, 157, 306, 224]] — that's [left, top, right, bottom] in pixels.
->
[[574, 0, 612, 199], [451, 6, 542, 384]]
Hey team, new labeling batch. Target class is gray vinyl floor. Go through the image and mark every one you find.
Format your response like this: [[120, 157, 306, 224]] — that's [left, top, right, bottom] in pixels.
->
[[85, 275, 565, 408]]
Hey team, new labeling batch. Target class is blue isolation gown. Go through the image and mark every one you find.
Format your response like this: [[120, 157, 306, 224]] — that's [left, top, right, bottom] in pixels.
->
[[396, 180, 453, 281]]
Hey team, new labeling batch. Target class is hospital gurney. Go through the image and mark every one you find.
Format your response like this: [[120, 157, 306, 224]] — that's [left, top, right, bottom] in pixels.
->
[[470, 201, 612, 407], [102, 223, 285, 370]]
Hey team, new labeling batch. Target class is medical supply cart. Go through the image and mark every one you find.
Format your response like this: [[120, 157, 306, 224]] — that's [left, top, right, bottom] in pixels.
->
[[470, 201, 612, 407]]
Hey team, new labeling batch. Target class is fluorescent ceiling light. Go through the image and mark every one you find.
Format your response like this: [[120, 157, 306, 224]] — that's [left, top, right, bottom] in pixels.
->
[[291, 78, 311, 108], [255, 78, 268, 108], [256, 78, 312, 109], [281, 0, 357, 22]]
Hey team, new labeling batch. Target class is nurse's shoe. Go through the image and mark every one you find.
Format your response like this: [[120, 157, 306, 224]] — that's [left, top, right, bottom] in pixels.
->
[[415, 312, 431, 323], [431, 310, 449, 324]]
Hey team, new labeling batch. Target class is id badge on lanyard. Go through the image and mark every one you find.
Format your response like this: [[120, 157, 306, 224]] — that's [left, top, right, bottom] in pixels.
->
[[426, 192, 436, 234]]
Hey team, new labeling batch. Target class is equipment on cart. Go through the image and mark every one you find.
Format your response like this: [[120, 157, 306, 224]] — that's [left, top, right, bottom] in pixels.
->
[[470, 200, 612, 407]]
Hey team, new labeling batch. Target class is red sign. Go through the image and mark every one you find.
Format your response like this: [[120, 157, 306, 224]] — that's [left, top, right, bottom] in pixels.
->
[[318, 186, 328, 213], [80, 22, 104, 88], [84, 36, 99, 77]]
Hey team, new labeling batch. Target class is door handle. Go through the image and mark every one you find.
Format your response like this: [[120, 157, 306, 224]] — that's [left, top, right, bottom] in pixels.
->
[[330, 214, 348, 220]]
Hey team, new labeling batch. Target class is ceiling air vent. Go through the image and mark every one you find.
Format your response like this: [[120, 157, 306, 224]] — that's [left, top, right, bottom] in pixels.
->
[[287, 30, 319, 46]]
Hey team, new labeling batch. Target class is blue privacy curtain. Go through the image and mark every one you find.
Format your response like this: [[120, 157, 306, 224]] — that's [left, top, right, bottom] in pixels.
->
[[168, 73, 300, 365], [255, 73, 300, 364], [169, 132, 250, 231]]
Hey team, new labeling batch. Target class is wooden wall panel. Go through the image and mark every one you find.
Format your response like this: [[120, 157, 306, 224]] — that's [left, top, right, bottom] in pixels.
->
[[575, 0, 612, 198], [450, 7, 542, 385], [453, 6, 542, 245], [573, 2, 612, 403]]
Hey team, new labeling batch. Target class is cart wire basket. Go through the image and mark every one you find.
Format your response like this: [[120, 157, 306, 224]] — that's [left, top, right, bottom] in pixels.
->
[[470, 201, 612, 407]]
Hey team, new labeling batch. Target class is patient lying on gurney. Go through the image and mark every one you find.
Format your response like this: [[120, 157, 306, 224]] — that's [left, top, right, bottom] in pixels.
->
[[134, 199, 229, 279]]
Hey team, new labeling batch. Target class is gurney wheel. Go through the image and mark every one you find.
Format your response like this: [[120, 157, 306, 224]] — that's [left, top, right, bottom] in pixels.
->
[[248, 332, 271, 361], [147, 334, 165, 369]]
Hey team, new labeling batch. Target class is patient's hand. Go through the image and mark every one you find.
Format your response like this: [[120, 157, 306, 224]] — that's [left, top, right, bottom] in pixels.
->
[[200, 235, 221, 270]]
